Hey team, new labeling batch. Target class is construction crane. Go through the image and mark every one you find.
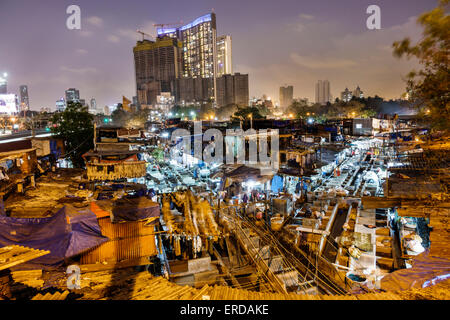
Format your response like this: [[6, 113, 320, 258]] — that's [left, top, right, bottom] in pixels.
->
[[153, 21, 183, 29], [136, 30, 152, 41]]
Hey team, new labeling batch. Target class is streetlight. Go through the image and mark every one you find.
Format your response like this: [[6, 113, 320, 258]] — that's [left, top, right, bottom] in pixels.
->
[[248, 113, 253, 129]]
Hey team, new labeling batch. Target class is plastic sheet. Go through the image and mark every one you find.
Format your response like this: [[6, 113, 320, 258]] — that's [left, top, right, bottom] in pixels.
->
[[380, 250, 450, 291], [0, 206, 108, 269]]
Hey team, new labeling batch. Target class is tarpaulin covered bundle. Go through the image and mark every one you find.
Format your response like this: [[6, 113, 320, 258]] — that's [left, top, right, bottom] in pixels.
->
[[0, 206, 108, 269], [379, 250, 450, 291], [92, 197, 160, 223]]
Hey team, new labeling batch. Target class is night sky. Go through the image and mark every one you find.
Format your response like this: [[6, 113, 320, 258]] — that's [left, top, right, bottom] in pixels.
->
[[0, 0, 436, 110]]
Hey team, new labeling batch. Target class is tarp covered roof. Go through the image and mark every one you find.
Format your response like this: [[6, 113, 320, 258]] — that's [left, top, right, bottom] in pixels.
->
[[379, 250, 450, 291], [0, 206, 108, 269], [91, 197, 160, 223]]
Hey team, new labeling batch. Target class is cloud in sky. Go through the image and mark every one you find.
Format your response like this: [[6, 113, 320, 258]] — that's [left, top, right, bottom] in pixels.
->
[[107, 34, 120, 43], [76, 49, 88, 55], [299, 13, 314, 20], [290, 54, 358, 69], [292, 13, 315, 32], [60, 66, 98, 74], [86, 16, 104, 27], [79, 30, 93, 37], [245, 13, 423, 102]]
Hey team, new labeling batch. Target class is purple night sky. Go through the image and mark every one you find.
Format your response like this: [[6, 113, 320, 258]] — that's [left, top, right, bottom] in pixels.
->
[[0, 0, 435, 110]]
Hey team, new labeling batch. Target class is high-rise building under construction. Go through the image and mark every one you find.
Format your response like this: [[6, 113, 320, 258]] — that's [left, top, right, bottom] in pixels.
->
[[133, 37, 183, 106]]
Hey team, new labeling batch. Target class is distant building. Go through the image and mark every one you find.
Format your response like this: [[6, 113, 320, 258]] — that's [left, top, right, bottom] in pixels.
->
[[90, 98, 97, 114], [19, 85, 29, 111], [216, 73, 249, 108], [132, 96, 138, 107], [341, 87, 352, 102], [55, 98, 66, 112], [315, 80, 331, 105], [155, 92, 175, 115], [279, 85, 293, 109], [175, 77, 213, 104], [217, 35, 232, 77], [65, 88, 80, 103], [353, 85, 364, 99], [341, 85, 364, 102], [0, 75, 7, 94]]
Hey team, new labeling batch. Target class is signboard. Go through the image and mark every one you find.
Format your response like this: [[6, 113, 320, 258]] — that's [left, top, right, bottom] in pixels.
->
[[0, 94, 17, 114]]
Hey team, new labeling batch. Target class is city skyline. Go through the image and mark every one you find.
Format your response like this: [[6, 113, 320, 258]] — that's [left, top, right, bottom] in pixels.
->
[[0, 0, 435, 110]]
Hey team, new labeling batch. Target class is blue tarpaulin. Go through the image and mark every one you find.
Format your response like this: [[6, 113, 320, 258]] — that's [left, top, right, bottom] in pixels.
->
[[93, 197, 160, 223], [0, 206, 108, 269], [271, 175, 283, 193]]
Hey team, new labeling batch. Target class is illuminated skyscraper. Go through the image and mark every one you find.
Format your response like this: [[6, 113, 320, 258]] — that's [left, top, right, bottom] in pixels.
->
[[157, 13, 218, 101], [341, 87, 352, 102], [65, 88, 80, 103], [217, 35, 232, 77], [56, 98, 66, 112]]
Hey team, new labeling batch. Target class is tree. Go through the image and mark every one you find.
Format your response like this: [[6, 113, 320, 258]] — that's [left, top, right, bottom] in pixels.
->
[[111, 104, 128, 126], [286, 100, 310, 118], [128, 109, 149, 128], [216, 104, 238, 120], [393, 0, 449, 131], [51, 101, 94, 168], [232, 106, 265, 120]]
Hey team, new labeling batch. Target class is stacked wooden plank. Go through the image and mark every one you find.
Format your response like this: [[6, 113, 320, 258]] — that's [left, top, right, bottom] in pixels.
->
[[0, 245, 50, 271]]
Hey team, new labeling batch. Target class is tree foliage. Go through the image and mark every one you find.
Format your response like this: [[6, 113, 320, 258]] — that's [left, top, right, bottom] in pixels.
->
[[393, 0, 450, 131], [111, 104, 149, 128], [232, 106, 265, 120], [50, 101, 94, 168], [216, 104, 239, 120], [286, 99, 375, 121]]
